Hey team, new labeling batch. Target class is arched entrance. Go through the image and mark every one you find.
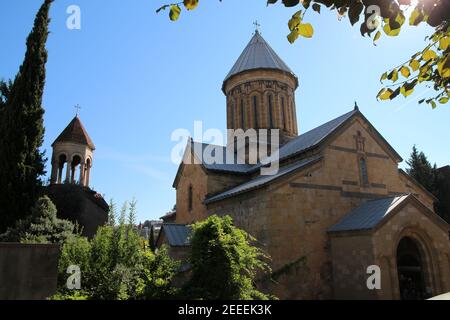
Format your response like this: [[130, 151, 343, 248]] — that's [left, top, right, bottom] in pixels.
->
[[397, 237, 427, 300]]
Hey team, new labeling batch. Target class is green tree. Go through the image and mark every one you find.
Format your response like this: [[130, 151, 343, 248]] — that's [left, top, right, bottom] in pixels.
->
[[108, 199, 117, 226], [158, 0, 450, 107], [54, 224, 180, 300], [406, 145, 436, 193], [0, 0, 53, 232], [0, 196, 75, 244], [183, 215, 272, 300], [406, 145, 450, 223], [149, 226, 156, 252], [128, 197, 137, 226]]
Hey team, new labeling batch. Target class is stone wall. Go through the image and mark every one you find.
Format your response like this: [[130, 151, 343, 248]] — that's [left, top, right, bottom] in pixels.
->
[[0, 243, 60, 300], [329, 233, 376, 299], [205, 114, 442, 299]]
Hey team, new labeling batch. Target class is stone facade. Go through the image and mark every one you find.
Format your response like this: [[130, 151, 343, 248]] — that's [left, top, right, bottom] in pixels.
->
[[170, 32, 450, 299], [173, 113, 450, 299]]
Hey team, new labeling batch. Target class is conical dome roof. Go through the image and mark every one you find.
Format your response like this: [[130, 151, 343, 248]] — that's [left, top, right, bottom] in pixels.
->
[[223, 31, 298, 89], [52, 116, 95, 150]]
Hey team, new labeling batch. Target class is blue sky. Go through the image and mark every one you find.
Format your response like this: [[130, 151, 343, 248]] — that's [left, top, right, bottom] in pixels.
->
[[1, 0, 449, 222]]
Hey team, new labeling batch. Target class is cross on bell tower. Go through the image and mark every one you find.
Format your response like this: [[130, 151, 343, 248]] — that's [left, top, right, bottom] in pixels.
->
[[253, 20, 261, 34], [74, 104, 81, 116]]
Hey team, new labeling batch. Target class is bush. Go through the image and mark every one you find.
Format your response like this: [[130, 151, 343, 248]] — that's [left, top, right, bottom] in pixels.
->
[[54, 224, 179, 300], [183, 215, 272, 300]]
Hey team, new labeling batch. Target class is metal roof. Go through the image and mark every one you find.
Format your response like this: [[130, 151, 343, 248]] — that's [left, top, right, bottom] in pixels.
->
[[276, 109, 358, 162], [160, 224, 191, 247], [223, 31, 297, 86], [205, 155, 322, 204], [191, 109, 357, 175], [52, 116, 95, 149], [191, 141, 254, 174], [328, 194, 410, 232]]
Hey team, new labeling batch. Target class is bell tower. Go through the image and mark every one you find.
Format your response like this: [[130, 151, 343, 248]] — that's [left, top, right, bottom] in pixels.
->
[[50, 115, 95, 187], [222, 29, 299, 145]]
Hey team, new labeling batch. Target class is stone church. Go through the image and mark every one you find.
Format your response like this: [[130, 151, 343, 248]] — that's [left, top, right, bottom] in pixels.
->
[[158, 30, 450, 299]]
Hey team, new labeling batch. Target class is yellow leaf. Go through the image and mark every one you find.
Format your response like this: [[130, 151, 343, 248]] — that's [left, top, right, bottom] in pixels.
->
[[377, 88, 393, 100], [287, 30, 299, 44], [439, 97, 449, 104], [409, 59, 420, 71], [439, 37, 450, 51], [169, 4, 181, 21], [297, 23, 314, 38], [422, 50, 437, 61], [400, 85, 414, 97], [183, 0, 199, 10], [383, 23, 401, 36], [437, 57, 450, 78], [409, 8, 420, 25], [400, 66, 410, 78], [388, 69, 399, 82]]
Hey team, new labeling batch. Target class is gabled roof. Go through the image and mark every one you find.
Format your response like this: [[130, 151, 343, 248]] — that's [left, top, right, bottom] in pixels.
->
[[328, 195, 410, 233], [328, 194, 449, 233], [205, 155, 322, 204], [223, 31, 298, 90], [157, 223, 191, 247], [52, 116, 95, 150], [277, 109, 358, 161], [173, 108, 403, 189]]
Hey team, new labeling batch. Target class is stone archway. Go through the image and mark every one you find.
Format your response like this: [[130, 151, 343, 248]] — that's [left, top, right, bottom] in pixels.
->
[[396, 237, 427, 300]]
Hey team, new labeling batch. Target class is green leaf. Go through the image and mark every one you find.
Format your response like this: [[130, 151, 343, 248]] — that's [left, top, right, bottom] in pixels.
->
[[373, 31, 381, 45], [287, 30, 299, 43], [380, 72, 388, 82], [169, 4, 181, 21], [430, 100, 437, 109], [282, 0, 300, 7], [312, 3, 321, 13], [288, 11, 302, 31], [348, 1, 363, 26]]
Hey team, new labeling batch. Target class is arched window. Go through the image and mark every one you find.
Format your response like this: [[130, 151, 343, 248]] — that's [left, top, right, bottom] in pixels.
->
[[281, 96, 286, 130], [253, 96, 259, 128], [360, 157, 369, 185], [188, 185, 193, 212], [240, 99, 245, 129], [268, 94, 274, 127]]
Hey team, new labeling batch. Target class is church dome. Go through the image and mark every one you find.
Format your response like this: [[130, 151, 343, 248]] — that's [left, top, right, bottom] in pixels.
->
[[222, 30, 298, 92]]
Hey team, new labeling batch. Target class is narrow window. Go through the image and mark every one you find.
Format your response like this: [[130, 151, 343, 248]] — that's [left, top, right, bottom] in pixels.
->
[[240, 99, 245, 129], [188, 185, 193, 212], [268, 94, 274, 127], [253, 96, 259, 128], [281, 96, 286, 130], [360, 158, 369, 185], [230, 101, 235, 128]]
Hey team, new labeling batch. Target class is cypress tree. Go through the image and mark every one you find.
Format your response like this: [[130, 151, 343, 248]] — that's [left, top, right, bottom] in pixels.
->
[[406, 145, 435, 193], [0, 0, 53, 232]]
